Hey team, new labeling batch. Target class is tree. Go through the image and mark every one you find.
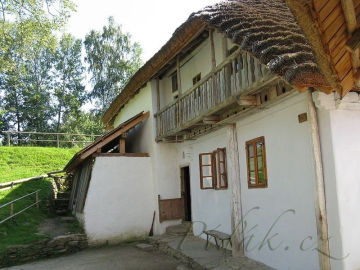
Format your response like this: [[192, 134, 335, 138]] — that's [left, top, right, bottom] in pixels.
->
[[52, 34, 86, 132], [0, 0, 75, 73], [84, 17, 142, 112]]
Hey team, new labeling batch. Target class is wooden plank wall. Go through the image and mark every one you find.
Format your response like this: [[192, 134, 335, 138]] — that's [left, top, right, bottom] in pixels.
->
[[69, 158, 93, 213], [313, 0, 360, 95], [158, 195, 185, 222]]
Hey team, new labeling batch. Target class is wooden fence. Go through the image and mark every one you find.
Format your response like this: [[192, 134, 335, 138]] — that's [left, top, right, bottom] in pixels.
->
[[1, 131, 101, 148], [0, 189, 41, 225]]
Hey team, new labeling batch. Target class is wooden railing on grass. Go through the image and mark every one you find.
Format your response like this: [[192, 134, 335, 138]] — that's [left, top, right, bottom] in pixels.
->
[[1, 131, 101, 147], [0, 189, 40, 225], [154, 49, 276, 139]]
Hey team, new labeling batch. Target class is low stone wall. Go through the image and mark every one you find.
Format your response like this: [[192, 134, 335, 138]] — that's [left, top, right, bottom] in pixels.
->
[[0, 234, 87, 268]]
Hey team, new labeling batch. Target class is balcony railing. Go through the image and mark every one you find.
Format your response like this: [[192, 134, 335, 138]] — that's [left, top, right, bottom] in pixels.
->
[[155, 49, 277, 140]]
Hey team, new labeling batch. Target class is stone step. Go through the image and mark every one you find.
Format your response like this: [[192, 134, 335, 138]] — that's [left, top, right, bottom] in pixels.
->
[[57, 192, 70, 199]]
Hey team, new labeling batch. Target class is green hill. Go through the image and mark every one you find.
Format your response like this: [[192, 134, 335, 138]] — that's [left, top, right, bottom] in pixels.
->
[[0, 147, 80, 249], [0, 146, 79, 183]]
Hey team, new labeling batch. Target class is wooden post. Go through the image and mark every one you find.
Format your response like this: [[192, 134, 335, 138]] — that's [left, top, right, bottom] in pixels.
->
[[222, 35, 231, 96], [209, 29, 216, 71], [35, 191, 39, 208], [209, 29, 217, 102], [176, 55, 182, 96], [156, 78, 160, 112], [227, 124, 244, 256], [56, 134, 60, 148], [119, 136, 126, 154], [307, 90, 331, 270], [7, 133, 10, 146]]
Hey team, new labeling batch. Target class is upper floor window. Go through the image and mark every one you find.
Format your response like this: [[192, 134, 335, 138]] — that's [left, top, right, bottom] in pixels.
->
[[199, 148, 228, 190], [171, 73, 178, 93], [246, 136, 268, 188], [192, 73, 201, 85]]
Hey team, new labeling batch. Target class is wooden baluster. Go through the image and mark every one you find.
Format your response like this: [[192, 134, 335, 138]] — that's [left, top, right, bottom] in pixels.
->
[[243, 53, 249, 88], [10, 203, 14, 219], [36, 190, 39, 208]]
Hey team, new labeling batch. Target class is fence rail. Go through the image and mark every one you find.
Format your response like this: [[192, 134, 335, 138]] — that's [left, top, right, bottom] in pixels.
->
[[1, 130, 101, 148], [0, 189, 41, 225]]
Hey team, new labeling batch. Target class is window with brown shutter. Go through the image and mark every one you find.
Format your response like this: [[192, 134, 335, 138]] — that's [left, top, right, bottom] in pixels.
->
[[215, 148, 227, 189], [199, 148, 228, 190], [199, 153, 215, 189], [246, 136, 268, 188]]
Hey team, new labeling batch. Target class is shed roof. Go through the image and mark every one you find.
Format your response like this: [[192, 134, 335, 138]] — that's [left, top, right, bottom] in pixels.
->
[[64, 111, 150, 172]]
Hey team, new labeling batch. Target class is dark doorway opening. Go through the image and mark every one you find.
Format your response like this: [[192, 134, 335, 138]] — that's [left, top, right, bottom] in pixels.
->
[[181, 166, 192, 221]]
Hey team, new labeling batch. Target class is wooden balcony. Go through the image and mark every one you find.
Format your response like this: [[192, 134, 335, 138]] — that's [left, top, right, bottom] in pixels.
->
[[155, 49, 282, 142]]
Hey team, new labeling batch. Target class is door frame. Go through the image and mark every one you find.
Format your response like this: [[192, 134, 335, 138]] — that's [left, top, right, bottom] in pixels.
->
[[180, 165, 192, 222]]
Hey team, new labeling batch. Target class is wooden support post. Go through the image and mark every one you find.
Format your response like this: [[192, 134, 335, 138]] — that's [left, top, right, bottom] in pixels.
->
[[227, 124, 244, 256], [307, 90, 331, 270], [156, 78, 160, 111], [177, 55, 182, 96], [210, 29, 217, 102], [222, 35, 231, 96], [210, 29, 216, 71], [7, 133, 10, 146], [119, 137, 126, 154]]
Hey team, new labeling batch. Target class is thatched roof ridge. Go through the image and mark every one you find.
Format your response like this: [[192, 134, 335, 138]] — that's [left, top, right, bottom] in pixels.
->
[[103, 0, 330, 127]]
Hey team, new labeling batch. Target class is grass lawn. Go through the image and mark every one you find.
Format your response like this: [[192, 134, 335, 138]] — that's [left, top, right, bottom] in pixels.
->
[[0, 146, 79, 183], [0, 179, 53, 249], [0, 146, 82, 250]]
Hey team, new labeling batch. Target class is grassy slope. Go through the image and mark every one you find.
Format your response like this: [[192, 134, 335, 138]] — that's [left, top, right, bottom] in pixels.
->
[[0, 147, 80, 249], [0, 147, 79, 183]]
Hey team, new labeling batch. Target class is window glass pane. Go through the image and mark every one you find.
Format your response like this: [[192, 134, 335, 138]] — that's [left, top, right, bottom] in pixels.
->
[[258, 170, 265, 184], [201, 154, 211, 165], [202, 166, 212, 177], [202, 177, 213, 188], [257, 156, 263, 170], [256, 141, 263, 155], [249, 171, 256, 184], [248, 144, 254, 157], [249, 157, 255, 171]]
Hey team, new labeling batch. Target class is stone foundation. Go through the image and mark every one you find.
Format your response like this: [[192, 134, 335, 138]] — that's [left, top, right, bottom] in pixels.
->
[[0, 234, 87, 268]]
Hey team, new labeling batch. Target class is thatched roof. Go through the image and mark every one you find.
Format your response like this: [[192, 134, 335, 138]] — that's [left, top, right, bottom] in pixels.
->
[[103, 0, 331, 127]]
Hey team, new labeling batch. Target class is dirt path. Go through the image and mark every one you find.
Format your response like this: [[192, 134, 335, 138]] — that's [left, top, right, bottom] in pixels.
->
[[4, 245, 185, 270]]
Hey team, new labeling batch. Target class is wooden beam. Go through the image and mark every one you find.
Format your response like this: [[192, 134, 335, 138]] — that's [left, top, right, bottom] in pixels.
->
[[236, 95, 257, 107], [93, 153, 149, 157], [346, 28, 360, 51], [203, 115, 220, 124], [341, 0, 357, 34], [227, 124, 244, 256], [209, 29, 216, 71], [176, 55, 182, 96], [307, 90, 331, 270]]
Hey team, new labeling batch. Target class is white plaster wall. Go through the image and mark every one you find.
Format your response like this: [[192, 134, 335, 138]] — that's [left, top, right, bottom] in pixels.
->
[[316, 92, 360, 270], [236, 93, 320, 270], [159, 32, 232, 108], [83, 156, 156, 245], [177, 128, 232, 237], [113, 83, 154, 154]]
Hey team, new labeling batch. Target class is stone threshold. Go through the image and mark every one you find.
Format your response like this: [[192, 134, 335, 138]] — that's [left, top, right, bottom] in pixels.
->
[[149, 234, 272, 270]]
